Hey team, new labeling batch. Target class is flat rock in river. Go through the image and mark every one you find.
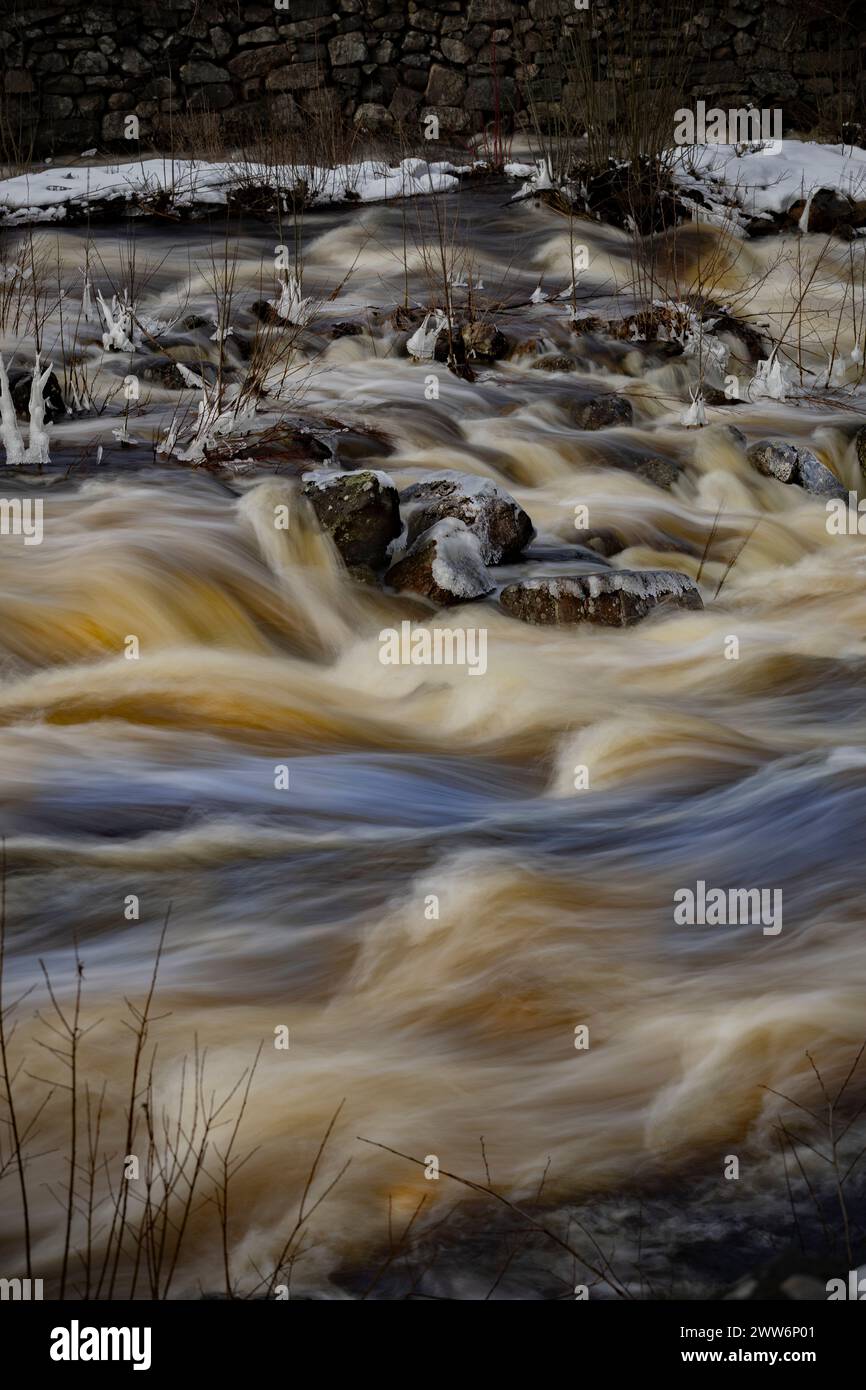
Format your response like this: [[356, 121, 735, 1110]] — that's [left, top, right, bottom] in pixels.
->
[[500, 570, 702, 626]]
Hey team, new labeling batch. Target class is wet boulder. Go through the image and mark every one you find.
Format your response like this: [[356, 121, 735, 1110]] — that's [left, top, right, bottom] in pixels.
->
[[385, 518, 494, 605], [795, 448, 847, 499], [573, 394, 633, 430], [9, 367, 67, 423], [389, 305, 426, 332], [400, 472, 535, 564], [632, 456, 682, 489], [328, 321, 364, 339], [302, 470, 401, 569], [433, 324, 465, 364], [500, 570, 702, 627], [570, 315, 606, 337], [249, 299, 285, 326], [746, 439, 800, 482], [431, 321, 509, 364], [532, 354, 578, 373], [789, 188, 859, 237], [747, 439, 845, 497], [462, 321, 509, 362]]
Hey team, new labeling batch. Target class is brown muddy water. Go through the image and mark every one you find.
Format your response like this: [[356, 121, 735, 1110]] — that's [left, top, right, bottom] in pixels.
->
[[2, 181, 866, 1299]]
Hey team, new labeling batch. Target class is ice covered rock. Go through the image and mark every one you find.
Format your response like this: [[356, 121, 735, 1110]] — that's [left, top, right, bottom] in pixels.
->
[[385, 518, 494, 606], [302, 469, 401, 569], [573, 394, 633, 430], [399, 472, 535, 564], [500, 570, 702, 627]]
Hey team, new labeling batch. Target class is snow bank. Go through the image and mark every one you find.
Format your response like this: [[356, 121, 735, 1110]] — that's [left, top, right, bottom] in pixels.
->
[[672, 140, 866, 220], [0, 157, 463, 225]]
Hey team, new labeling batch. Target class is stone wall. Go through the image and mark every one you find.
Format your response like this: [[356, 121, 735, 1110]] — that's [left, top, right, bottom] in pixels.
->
[[2, 0, 865, 158]]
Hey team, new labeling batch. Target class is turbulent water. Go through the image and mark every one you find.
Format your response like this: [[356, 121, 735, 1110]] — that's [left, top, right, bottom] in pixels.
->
[[2, 181, 866, 1299]]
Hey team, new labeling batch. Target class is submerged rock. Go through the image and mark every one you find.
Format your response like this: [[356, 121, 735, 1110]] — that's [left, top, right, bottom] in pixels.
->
[[632, 456, 682, 489], [400, 473, 535, 564], [328, 321, 364, 339], [385, 518, 494, 605], [572, 527, 626, 558], [302, 470, 401, 569], [500, 570, 702, 626], [532, 354, 578, 373], [723, 424, 748, 448], [747, 439, 845, 498], [573, 394, 633, 430]]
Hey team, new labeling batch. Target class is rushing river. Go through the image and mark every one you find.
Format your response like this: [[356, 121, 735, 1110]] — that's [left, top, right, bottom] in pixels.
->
[[1, 180, 866, 1298]]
